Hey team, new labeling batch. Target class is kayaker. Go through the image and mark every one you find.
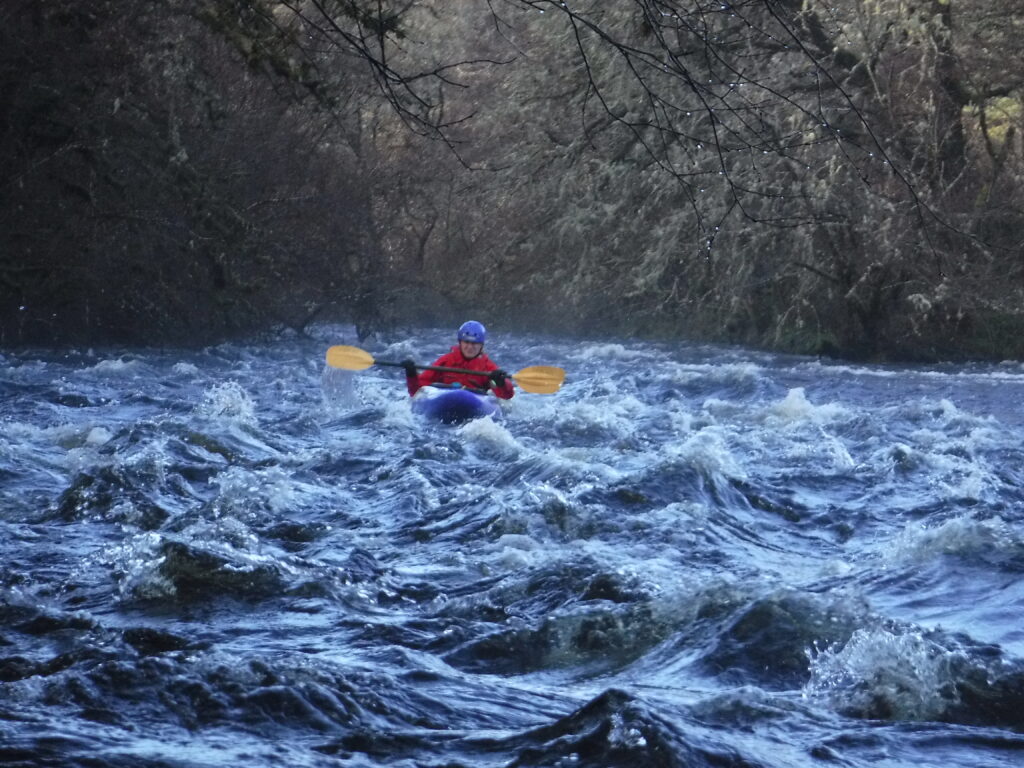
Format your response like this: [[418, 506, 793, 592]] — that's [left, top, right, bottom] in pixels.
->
[[400, 321, 515, 399]]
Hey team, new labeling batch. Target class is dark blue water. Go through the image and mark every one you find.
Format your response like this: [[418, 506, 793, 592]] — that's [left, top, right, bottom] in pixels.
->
[[2, 327, 1024, 767]]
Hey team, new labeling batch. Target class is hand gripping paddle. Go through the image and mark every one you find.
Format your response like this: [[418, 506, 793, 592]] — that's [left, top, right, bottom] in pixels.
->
[[325, 345, 565, 394]]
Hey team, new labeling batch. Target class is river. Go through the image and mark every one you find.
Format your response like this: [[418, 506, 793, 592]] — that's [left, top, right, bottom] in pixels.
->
[[2, 326, 1023, 767]]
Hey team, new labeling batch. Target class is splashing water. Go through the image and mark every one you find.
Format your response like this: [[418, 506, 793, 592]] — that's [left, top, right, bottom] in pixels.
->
[[2, 327, 1024, 767]]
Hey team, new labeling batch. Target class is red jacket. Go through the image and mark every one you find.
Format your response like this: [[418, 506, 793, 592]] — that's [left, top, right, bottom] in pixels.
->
[[407, 346, 515, 399]]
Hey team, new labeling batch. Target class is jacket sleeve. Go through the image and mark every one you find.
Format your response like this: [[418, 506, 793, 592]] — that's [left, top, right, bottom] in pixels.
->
[[492, 376, 515, 400], [483, 359, 515, 399], [407, 355, 446, 396], [405, 374, 421, 397]]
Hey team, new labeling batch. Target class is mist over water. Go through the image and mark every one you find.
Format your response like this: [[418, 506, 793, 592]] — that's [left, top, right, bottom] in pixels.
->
[[2, 327, 1024, 767]]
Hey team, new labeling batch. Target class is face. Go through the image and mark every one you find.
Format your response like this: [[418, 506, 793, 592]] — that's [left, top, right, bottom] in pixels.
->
[[459, 339, 483, 359]]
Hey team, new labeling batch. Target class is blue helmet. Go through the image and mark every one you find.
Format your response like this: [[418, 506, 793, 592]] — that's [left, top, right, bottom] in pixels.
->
[[457, 320, 487, 344]]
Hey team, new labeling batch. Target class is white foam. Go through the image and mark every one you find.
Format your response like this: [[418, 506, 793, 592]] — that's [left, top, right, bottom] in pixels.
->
[[4, 420, 75, 443], [109, 531, 177, 600], [213, 465, 300, 517], [460, 417, 522, 458], [496, 547, 535, 570], [672, 361, 763, 384], [668, 428, 747, 482], [85, 426, 113, 446], [381, 340, 420, 360], [572, 343, 649, 361], [796, 360, 902, 379], [494, 533, 544, 570], [380, 394, 416, 429], [194, 381, 258, 426], [886, 515, 1021, 562], [546, 394, 645, 441], [665, 407, 696, 435], [805, 627, 962, 721], [797, 359, 1024, 383], [497, 533, 542, 551], [86, 358, 140, 375], [320, 365, 359, 410], [770, 387, 848, 424], [886, 427, 1004, 503]]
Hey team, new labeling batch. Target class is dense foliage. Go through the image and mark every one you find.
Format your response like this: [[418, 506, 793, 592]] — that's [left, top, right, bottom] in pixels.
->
[[3, 1, 1023, 359]]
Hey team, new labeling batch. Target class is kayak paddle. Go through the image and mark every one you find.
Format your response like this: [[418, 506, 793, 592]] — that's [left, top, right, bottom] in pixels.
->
[[325, 345, 565, 394]]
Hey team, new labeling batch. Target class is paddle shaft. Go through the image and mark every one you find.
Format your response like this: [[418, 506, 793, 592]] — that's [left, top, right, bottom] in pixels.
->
[[377, 360, 495, 379], [325, 345, 564, 393]]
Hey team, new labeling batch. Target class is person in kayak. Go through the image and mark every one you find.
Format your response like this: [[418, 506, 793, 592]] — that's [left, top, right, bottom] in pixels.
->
[[400, 321, 515, 399]]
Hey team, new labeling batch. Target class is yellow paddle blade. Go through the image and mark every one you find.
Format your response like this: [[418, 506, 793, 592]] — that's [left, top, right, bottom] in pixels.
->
[[512, 365, 565, 394], [325, 345, 375, 371]]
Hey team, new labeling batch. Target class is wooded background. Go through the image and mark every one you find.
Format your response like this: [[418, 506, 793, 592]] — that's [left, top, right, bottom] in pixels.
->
[[3, 1, 1023, 360]]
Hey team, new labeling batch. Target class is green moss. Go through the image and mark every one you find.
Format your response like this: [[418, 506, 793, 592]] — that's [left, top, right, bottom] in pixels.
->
[[956, 311, 1024, 361], [983, 97, 1021, 145], [768, 325, 843, 358]]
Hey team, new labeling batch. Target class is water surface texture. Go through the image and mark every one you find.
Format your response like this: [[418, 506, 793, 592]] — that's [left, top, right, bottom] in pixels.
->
[[2, 328, 1024, 767]]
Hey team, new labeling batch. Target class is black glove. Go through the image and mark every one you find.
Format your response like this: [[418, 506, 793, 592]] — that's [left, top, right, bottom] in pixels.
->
[[490, 369, 508, 387], [400, 359, 418, 379]]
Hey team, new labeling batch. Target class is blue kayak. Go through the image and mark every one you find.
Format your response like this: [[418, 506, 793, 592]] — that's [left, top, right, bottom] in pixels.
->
[[411, 388, 501, 424]]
